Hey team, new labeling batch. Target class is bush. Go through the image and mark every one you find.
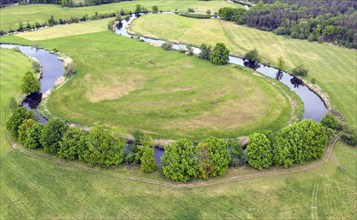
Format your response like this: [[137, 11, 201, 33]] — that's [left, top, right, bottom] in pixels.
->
[[209, 43, 230, 65], [20, 71, 40, 94], [246, 133, 272, 170], [6, 106, 34, 139], [63, 58, 76, 77], [341, 125, 357, 146], [243, 48, 261, 63], [18, 119, 36, 145], [321, 113, 338, 130], [58, 127, 86, 160], [161, 139, 198, 182], [32, 60, 41, 73], [187, 8, 195, 13], [161, 42, 173, 50], [40, 119, 68, 154], [152, 5, 158, 13], [196, 137, 230, 178], [140, 145, 156, 173], [228, 139, 245, 167], [199, 43, 212, 60], [292, 65, 308, 77]]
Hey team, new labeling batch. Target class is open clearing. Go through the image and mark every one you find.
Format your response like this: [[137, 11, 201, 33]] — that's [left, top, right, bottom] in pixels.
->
[[1, 26, 293, 139], [17, 18, 111, 41], [0, 0, 240, 32], [130, 14, 357, 126]]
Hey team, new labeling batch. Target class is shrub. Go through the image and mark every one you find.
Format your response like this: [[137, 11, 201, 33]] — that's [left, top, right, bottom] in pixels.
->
[[341, 125, 357, 146], [161, 42, 173, 50], [63, 58, 76, 77], [196, 137, 230, 178], [40, 119, 68, 154], [209, 43, 230, 65], [228, 139, 245, 167], [246, 133, 272, 170], [20, 71, 40, 94], [32, 60, 41, 73], [292, 65, 308, 77], [321, 113, 338, 130], [199, 43, 212, 60], [243, 48, 261, 63], [18, 119, 36, 145], [140, 145, 156, 173], [187, 8, 195, 13], [161, 139, 198, 182], [6, 106, 34, 139], [58, 127, 86, 160], [152, 5, 158, 13]]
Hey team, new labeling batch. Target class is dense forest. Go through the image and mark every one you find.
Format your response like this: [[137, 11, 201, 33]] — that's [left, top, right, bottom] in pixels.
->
[[220, 0, 357, 48]]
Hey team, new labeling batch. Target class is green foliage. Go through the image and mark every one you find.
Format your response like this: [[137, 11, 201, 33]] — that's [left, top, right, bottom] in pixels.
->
[[58, 127, 86, 160], [228, 139, 245, 167], [8, 97, 18, 110], [218, 7, 246, 24], [152, 5, 159, 13], [24, 123, 43, 149], [277, 56, 285, 71], [196, 137, 230, 178], [341, 125, 357, 146], [18, 119, 36, 145], [20, 71, 40, 94], [32, 60, 41, 73], [292, 65, 308, 77], [140, 145, 156, 173], [321, 113, 338, 130], [198, 43, 212, 60], [243, 48, 261, 63], [209, 43, 230, 65], [6, 106, 34, 139], [273, 120, 328, 168], [246, 133, 272, 171], [161, 42, 173, 50], [84, 126, 125, 167], [40, 119, 67, 154], [161, 139, 198, 182]]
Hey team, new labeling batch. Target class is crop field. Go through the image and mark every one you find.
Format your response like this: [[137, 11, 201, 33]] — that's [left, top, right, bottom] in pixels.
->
[[2, 24, 295, 139], [0, 0, 240, 32], [130, 14, 357, 126]]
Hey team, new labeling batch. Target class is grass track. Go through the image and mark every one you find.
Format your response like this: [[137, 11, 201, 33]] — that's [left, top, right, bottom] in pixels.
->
[[130, 14, 357, 126], [0, 0, 240, 32]]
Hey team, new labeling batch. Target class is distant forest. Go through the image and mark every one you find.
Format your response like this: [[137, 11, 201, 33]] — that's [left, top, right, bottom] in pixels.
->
[[0, 0, 129, 7], [226, 0, 357, 48]]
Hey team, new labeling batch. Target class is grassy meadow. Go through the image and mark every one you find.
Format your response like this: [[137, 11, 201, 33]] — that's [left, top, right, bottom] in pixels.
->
[[1, 26, 295, 139], [130, 14, 357, 126], [0, 0, 240, 32]]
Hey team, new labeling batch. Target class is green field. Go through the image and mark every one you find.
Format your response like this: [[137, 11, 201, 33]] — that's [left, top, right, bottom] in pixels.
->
[[1, 26, 296, 139], [0, 11, 356, 220], [130, 14, 357, 126], [0, 0, 240, 32]]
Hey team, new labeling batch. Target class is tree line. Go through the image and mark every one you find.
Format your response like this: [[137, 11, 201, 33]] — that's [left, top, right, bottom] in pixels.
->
[[219, 0, 357, 48], [0, 0, 130, 7]]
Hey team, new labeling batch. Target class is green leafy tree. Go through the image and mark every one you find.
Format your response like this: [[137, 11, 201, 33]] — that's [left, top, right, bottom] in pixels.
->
[[152, 5, 159, 13], [277, 56, 285, 71], [84, 126, 125, 167], [40, 119, 67, 154], [24, 123, 43, 149], [321, 113, 338, 130], [140, 145, 156, 173], [59, 127, 85, 160], [20, 71, 40, 94], [273, 120, 328, 168], [292, 65, 308, 77], [199, 43, 212, 60], [6, 106, 34, 139], [243, 48, 261, 63], [161, 139, 198, 182], [135, 4, 142, 14], [18, 119, 36, 145], [209, 43, 230, 65], [196, 137, 230, 178], [246, 133, 272, 171]]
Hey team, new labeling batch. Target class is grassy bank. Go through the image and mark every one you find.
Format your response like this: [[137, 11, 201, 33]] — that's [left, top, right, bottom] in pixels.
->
[[0, 0, 240, 32], [130, 14, 357, 126]]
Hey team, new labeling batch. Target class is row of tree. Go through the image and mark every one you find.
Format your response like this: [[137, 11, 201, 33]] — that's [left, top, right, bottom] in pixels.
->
[[219, 0, 357, 48]]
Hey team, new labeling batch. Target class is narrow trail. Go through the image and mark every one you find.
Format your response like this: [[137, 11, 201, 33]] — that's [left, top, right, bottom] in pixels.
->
[[10, 133, 343, 189]]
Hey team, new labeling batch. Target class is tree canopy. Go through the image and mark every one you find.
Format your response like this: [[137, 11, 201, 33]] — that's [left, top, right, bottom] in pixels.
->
[[6, 106, 34, 139], [209, 43, 230, 65], [246, 133, 272, 171], [20, 71, 41, 94], [40, 118, 67, 154]]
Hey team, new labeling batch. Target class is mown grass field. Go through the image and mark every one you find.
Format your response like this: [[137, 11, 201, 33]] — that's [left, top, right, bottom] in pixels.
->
[[2, 25, 294, 139], [0, 0, 240, 32], [0, 14, 356, 220], [130, 14, 357, 126]]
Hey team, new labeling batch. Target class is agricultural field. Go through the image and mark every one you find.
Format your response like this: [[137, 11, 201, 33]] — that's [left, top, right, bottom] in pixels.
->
[[0, 0, 240, 32], [130, 14, 357, 126]]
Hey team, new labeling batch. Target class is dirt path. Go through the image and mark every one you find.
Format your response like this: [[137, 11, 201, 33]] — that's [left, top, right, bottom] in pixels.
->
[[10, 133, 343, 188]]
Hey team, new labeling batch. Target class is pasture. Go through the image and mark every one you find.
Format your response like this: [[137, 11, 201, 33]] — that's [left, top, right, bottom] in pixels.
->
[[9, 27, 293, 139], [130, 14, 357, 126]]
